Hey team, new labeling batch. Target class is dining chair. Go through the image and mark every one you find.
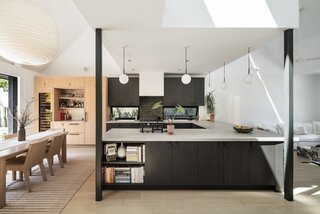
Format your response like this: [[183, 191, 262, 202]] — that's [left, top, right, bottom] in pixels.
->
[[45, 134, 65, 176], [6, 139, 48, 192]]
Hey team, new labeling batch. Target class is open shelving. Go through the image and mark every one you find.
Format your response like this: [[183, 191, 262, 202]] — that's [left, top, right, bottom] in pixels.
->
[[102, 142, 145, 185]]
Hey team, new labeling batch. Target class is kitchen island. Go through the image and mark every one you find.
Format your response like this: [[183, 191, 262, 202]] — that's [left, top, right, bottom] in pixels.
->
[[98, 121, 284, 198]]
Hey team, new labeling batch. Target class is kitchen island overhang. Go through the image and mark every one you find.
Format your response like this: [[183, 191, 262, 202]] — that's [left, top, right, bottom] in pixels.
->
[[99, 122, 284, 194]]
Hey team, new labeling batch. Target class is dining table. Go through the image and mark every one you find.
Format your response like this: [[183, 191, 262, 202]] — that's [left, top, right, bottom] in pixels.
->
[[0, 129, 67, 208]]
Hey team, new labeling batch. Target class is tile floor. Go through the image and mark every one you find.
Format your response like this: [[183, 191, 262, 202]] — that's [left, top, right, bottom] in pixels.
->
[[62, 148, 320, 214]]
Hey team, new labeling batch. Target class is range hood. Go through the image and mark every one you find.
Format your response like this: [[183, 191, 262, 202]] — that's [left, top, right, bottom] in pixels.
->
[[139, 72, 164, 96]]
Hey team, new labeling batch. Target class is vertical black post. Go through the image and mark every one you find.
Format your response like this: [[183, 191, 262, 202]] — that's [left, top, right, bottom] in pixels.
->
[[95, 28, 102, 201], [8, 76, 18, 134], [284, 29, 294, 201]]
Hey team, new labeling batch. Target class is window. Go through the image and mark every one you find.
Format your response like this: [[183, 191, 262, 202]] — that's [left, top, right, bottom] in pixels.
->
[[0, 73, 18, 135], [163, 106, 198, 120], [111, 107, 139, 120]]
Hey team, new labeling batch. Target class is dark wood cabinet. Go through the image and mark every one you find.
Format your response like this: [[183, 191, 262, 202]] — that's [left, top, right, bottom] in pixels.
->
[[164, 78, 204, 106], [250, 143, 276, 186], [145, 142, 172, 185], [198, 143, 224, 185], [172, 142, 198, 185], [224, 143, 251, 185], [108, 78, 139, 106]]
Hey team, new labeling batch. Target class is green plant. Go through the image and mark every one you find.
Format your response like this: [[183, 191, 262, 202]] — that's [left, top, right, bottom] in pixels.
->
[[205, 90, 216, 114], [152, 101, 185, 124]]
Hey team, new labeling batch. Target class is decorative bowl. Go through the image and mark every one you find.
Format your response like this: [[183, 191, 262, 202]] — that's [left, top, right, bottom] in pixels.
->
[[233, 125, 253, 133]]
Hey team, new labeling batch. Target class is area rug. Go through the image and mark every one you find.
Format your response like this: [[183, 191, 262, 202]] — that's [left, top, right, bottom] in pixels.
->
[[0, 148, 95, 213]]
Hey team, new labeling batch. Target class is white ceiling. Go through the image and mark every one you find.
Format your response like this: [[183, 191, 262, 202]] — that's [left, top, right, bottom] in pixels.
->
[[73, 0, 284, 74]]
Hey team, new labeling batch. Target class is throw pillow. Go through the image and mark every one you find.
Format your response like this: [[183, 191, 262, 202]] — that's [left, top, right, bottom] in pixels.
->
[[313, 121, 320, 135], [303, 123, 314, 134]]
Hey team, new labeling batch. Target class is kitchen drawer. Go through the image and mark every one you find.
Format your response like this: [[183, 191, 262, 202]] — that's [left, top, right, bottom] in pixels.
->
[[51, 122, 66, 129], [67, 132, 84, 144], [65, 122, 84, 132]]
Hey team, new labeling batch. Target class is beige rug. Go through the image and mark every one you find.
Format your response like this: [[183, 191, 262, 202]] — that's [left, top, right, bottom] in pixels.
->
[[1, 147, 95, 214]]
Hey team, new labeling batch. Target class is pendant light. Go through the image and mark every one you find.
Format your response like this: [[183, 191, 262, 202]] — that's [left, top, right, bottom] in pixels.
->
[[0, 0, 58, 66], [244, 47, 254, 84], [119, 46, 129, 84], [220, 62, 227, 89], [181, 46, 191, 84]]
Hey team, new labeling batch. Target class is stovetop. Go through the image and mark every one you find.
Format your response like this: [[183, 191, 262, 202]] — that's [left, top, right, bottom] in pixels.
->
[[139, 120, 164, 133]]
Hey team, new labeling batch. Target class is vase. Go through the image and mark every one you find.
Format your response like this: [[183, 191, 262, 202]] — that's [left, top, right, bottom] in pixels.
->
[[18, 127, 26, 141], [167, 124, 174, 135], [209, 113, 215, 122], [117, 143, 126, 159]]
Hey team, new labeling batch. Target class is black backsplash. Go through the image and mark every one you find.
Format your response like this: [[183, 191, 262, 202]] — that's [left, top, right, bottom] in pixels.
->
[[139, 97, 163, 121]]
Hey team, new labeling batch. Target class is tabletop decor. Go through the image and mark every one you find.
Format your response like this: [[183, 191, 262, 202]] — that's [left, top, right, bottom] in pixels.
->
[[12, 99, 34, 141], [152, 101, 185, 135]]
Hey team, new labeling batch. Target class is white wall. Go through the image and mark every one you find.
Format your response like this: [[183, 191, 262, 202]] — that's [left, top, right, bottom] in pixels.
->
[[0, 61, 39, 132], [205, 37, 320, 125]]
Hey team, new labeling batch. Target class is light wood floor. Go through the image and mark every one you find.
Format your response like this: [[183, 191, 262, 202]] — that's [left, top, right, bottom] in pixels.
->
[[62, 148, 320, 214]]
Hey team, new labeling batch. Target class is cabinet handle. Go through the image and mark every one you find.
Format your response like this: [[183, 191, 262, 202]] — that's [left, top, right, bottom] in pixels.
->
[[166, 142, 171, 148], [69, 133, 80, 136], [85, 112, 88, 122], [69, 123, 80, 125]]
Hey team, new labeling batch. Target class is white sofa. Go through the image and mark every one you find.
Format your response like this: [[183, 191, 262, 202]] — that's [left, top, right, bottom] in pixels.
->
[[256, 121, 320, 150]]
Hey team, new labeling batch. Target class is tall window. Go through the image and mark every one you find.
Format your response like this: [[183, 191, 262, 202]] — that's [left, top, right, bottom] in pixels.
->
[[0, 73, 18, 134]]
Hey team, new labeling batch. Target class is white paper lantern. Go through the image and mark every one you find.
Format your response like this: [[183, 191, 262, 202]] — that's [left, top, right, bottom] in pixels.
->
[[0, 0, 58, 66], [181, 73, 191, 84]]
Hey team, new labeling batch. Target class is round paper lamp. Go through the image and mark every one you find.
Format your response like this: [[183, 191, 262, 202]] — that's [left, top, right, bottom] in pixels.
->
[[0, 0, 58, 66]]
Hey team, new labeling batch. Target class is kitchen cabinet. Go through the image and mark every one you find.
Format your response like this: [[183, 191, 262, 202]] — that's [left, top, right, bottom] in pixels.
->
[[35, 76, 53, 92], [108, 78, 139, 106], [164, 78, 204, 106], [198, 143, 224, 185], [145, 142, 172, 185], [51, 121, 85, 144], [53, 77, 85, 89], [172, 142, 198, 185], [224, 142, 251, 185], [250, 143, 276, 185]]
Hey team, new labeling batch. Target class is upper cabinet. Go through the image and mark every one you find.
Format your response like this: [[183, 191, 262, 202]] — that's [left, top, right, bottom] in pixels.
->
[[108, 78, 139, 107], [53, 77, 85, 89], [35, 76, 52, 92], [164, 78, 204, 106]]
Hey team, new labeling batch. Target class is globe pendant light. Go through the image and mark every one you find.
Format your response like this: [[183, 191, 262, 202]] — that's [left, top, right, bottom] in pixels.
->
[[181, 46, 191, 84], [119, 46, 129, 84], [220, 62, 227, 89], [244, 47, 255, 84], [0, 0, 58, 66]]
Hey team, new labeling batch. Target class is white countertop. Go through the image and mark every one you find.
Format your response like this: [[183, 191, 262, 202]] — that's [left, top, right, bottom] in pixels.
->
[[103, 121, 284, 142]]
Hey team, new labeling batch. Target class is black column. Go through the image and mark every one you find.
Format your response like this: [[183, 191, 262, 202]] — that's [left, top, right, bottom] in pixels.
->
[[95, 28, 102, 201], [284, 29, 294, 201], [8, 76, 18, 134]]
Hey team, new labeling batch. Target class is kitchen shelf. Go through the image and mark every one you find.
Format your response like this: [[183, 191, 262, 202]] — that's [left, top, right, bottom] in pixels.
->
[[59, 96, 84, 100], [103, 160, 145, 165]]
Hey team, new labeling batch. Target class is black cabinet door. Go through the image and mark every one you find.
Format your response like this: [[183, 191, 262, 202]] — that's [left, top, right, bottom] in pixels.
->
[[108, 78, 119, 106], [164, 78, 182, 106], [224, 143, 251, 185], [145, 142, 172, 185], [250, 143, 275, 186], [192, 78, 204, 106], [198, 143, 224, 185], [108, 78, 139, 106], [172, 142, 198, 185]]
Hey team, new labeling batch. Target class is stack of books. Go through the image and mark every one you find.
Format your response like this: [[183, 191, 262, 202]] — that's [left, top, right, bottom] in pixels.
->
[[104, 166, 145, 184], [114, 168, 131, 183], [126, 145, 145, 162], [131, 167, 144, 183]]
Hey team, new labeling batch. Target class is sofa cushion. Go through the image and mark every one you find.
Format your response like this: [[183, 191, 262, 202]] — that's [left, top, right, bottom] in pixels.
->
[[297, 134, 320, 142], [277, 123, 307, 135], [303, 123, 314, 134], [313, 121, 320, 135]]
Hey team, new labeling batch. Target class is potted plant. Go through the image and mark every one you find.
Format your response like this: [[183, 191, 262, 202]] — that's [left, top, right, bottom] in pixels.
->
[[11, 99, 35, 141], [205, 90, 216, 122], [152, 101, 185, 135]]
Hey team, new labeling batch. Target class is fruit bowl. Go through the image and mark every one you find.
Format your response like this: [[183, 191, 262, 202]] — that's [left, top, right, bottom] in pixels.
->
[[233, 125, 253, 133]]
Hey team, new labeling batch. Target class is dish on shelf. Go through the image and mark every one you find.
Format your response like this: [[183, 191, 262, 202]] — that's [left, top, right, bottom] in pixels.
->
[[233, 125, 253, 133]]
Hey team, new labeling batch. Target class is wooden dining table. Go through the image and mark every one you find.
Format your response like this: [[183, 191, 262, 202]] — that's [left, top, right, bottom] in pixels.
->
[[0, 129, 67, 208]]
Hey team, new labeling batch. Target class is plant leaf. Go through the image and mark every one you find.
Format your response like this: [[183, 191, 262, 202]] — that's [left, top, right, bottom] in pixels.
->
[[176, 104, 185, 114], [152, 101, 163, 109]]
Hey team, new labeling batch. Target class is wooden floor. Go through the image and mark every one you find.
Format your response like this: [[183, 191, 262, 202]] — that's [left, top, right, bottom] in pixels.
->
[[62, 149, 320, 214]]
